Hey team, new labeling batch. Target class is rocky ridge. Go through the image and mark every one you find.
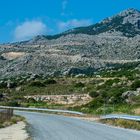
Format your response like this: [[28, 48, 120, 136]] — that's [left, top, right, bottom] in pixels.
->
[[0, 8, 140, 78]]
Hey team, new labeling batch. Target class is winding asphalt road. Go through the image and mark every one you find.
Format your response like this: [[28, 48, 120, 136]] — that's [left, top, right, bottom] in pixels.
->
[[15, 111, 140, 140]]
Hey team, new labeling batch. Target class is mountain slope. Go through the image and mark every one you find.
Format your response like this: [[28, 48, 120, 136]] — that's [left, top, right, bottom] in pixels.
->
[[62, 8, 140, 37], [17, 8, 140, 43], [0, 8, 140, 78]]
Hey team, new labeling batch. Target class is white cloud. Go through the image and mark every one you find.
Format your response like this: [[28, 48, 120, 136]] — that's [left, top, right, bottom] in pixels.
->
[[61, 0, 68, 16], [58, 19, 92, 32], [14, 20, 47, 41]]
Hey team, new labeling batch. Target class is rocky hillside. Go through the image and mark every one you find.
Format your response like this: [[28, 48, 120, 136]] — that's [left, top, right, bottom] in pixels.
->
[[1, 8, 140, 78]]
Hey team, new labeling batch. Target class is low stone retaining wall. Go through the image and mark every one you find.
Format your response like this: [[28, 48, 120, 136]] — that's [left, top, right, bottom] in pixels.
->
[[25, 94, 92, 105]]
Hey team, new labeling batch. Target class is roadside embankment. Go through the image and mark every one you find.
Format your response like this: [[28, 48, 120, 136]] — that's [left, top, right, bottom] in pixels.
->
[[0, 121, 29, 140]]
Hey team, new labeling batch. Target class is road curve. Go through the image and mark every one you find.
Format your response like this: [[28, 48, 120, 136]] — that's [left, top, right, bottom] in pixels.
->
[[0, 106, 83, 115], [15, 111, 140, 140]]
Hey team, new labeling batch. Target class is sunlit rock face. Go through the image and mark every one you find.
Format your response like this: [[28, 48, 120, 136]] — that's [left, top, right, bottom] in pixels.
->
[[1, 9, 140, 78]]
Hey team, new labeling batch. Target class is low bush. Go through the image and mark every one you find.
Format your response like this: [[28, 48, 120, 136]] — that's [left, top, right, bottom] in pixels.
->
[[0, 82, 7, 88], [6, 101, 20, 107], [27, 98, 37, 103], [89, 91, 99, 98], [74, 82, 85, 88], [87, 97, 104, 108], [131, 80, 140, 90], [43, 79, 57, 85], [29, 81, 45, 87]]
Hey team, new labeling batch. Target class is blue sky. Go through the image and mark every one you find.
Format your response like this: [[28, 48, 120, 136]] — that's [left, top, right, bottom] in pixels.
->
[[0, 0, 140, 43]]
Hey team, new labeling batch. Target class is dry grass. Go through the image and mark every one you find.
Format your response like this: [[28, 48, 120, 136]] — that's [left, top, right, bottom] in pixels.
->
[[134, 108, 140, 115], [100, 119, 140, 130], [0, 115, 25, 128]]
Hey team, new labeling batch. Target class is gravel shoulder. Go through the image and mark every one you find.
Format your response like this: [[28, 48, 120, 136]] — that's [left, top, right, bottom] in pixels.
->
[[0, 121, 29, 140]]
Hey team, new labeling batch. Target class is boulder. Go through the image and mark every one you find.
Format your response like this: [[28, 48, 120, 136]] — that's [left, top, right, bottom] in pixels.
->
[[122, 91, 140, 98]]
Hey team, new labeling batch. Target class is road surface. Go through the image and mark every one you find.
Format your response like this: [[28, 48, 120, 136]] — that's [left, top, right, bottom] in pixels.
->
[[15, 111, 140, 140]]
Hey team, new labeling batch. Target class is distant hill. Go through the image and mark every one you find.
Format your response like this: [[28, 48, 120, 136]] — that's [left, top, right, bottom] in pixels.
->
[[1, 8, 140, 78]]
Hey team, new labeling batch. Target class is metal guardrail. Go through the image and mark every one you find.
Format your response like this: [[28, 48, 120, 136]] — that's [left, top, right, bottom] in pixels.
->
[[0, 106, 84, 115], [101, 114, 140, 121]]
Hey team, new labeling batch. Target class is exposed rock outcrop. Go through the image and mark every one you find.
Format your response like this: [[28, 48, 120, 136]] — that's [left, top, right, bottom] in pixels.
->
[[25, 94, 92, 105], [0, 9, 140, 78]]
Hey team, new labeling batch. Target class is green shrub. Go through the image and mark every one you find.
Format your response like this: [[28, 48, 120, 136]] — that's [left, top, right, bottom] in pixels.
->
[[8, 82, 17, 88], [89, 91, 99, 98], [0, 93, 3, 99], [43, 79, 57, 85], [0, 82, 7, 88], [74, 82, 85, 88], [96, 106, 113, 114], [87, 97, 104, 108], [105, 79, 120, 86], [27, 98, 37, 103], [6, 101, 20, 107], [29, 81, 45, 87], [131, 80, 140, 90]]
